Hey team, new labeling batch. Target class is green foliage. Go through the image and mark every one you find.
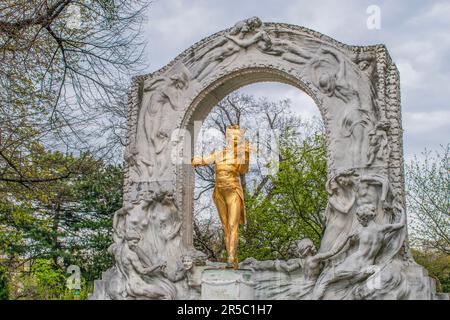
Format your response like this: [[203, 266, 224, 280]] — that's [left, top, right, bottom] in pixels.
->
[[63, 164, 123, 282], [0, 0, 144, 300], [406, 145, 450, 255], [412, 249, 450, 293], [0, 265, 9, 300], [239, 127, 328, 261], [0, 147, 123, 299], [15, 259, 93, 300], [30, 259, 66, 300]]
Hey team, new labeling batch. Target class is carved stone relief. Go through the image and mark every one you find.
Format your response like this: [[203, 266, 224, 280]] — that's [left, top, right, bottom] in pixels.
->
[[89, 18, 447, 300]]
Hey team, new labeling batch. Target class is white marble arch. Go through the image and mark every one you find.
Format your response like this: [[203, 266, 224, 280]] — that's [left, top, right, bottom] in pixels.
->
[[90, 18, 446, 300]]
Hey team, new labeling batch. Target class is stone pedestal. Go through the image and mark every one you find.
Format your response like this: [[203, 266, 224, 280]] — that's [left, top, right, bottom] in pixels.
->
[[201, 269, 255, 300]]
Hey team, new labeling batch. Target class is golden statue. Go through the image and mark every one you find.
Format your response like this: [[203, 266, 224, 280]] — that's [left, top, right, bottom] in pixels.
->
[[192, 124, 251, 269]]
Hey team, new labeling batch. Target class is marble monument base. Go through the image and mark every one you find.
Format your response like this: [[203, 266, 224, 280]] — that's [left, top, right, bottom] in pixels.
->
[[201, 269, 255, 300]]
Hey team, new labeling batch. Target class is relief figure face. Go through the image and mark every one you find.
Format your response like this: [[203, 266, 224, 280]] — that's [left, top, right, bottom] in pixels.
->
[[182, 256, 193, 270], [336, 175, 351, 187], [356, 205, 376, 227]]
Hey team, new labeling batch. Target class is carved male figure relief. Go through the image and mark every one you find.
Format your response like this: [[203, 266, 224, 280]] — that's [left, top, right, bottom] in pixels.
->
[[312, 204, 406, 299]]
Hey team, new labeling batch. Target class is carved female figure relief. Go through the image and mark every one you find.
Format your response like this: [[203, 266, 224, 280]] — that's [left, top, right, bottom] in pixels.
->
[[283, 237, 355, 299], [311, 48, 354, 103], [319, 169, 359, 253], [106, 204, 177, 300], [106, 206, 131, 299], [142, 192, 186, 282], [311, 48, 375, 168], [156, 193, 183, 249], [259, 37, 314, 65], [240, 237, 354, 299], [126, 145, 154, 183], [366, 120, 390, 166], [137, 69, 190, 180], [193, 17, 266, 81]]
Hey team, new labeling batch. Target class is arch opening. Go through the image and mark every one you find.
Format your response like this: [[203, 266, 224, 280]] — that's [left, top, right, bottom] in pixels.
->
[[178, 68, 328, 248], [191, 81, 324, 261]]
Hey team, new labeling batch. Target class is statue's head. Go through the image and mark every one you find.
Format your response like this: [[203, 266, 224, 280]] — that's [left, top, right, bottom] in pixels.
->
[[335, 169, 358, 187], [125, 229, 141, 247], [181, 255, 194, 270], [230, 17, 262, 36], [225, 124, 244, 144], [294, 238, 317, 258], [169, 72, 188, 90], [356, 204, 376, 227], [181, 250, 207, 270], [161, 192, 175, 206], [326, 169, 358, 194], [246, 17, 262, 29]]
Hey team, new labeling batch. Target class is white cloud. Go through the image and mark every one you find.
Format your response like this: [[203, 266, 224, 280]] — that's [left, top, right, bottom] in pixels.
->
[[404, 111, 450, 135], [239, 83, 320, 121], [397, 60, 422, 89], [407, 1, 450, 26], [145, 0, 227, 67], [280, 0, 369, 42]]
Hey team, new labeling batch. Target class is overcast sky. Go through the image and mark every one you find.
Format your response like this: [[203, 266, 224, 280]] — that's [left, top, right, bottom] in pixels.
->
[[142, 0, 450, 161]]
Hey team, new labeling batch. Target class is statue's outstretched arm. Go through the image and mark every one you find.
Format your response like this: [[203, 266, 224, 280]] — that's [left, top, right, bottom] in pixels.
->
[[328, 193, 355, 214], [313, 233, 355, 262], [381, 208, 406, 234], [225, 31, 266, 49], [130, 255, 159, 275], [280, 259, 300, 272], [192, 151, 217, 167]]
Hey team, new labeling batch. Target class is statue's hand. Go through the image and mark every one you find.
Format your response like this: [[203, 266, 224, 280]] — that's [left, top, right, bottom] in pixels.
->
[[159, 261, 168, 272], [191, 157, 202, 167]]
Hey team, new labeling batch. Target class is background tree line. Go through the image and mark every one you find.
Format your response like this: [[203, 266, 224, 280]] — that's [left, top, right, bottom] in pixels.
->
[[0, 0, 147, 299]]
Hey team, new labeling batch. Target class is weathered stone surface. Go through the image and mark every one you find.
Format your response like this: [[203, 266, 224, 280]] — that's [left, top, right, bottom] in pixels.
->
[[90, 17, 445, 300], [201, 269, 255, 300]]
